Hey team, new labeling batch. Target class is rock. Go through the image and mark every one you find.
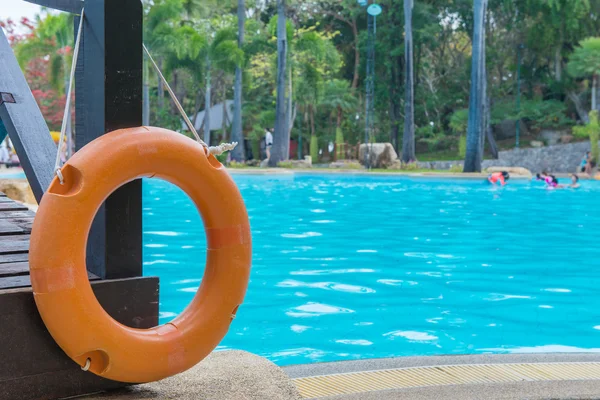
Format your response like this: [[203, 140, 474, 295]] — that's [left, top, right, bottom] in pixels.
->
[[260, 159, 269, 168], [493, 119, 528, 140], [486, 166, 532, 178], [389, 159, 402, 170], [561, 135, 574, 144], [416, 161, 463, 170], [530, 140, 544, 148], [541, 129, 568, 146], [329, 160, 362, 169], [84, 351, 301, 400], [358, 143, 399, 169], [481, 141, 596, 173], [246, 159, 260, 167], [290, 157, 311, 168]]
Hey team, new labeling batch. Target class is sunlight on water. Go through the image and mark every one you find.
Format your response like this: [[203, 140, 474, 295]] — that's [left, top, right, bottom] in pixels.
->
[[143, 174, 600, 366]]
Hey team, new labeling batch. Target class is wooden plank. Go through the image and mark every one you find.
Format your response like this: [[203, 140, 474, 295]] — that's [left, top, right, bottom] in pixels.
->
[[0, 219, 24, 235], [0, 270, 100, 289], [0, 210, 35, 219], [0, 201, 29, 212], [0, 29, 56, 203], [23, 0, 84, 14], [0, 261, 29, 277], [0, 253, 28, 264], [75, 0, 143, 280], [0, 276, 159, 400]]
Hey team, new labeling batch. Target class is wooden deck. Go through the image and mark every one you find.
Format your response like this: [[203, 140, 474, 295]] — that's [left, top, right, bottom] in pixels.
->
[[0, 193, 159, 400], [0, 192, 102, 289]]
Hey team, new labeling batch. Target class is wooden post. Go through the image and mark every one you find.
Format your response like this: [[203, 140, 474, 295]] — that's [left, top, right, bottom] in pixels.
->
[[0, 29, 56, 203], [75, 0, 143, 279]]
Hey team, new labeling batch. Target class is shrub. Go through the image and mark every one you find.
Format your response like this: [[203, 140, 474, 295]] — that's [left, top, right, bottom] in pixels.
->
[[277, 161, 293, 168], [310, 135, 319, 163], [449, 164, 463, 173], [573, 110, 600, 163], [228, 160, 247, 169], [335, 127, 344, 160], [459, 135, 467, 158]]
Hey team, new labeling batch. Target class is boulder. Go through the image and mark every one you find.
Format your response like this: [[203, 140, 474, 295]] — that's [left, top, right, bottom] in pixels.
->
[[541, 129, 568, 146], [486, 166, 532, 178], [493, 119, 528, 140], [290, 156, 312, 168], [560, 135, 574, 144], [530, 140, 544, 148], [358, 143, 399, 169]]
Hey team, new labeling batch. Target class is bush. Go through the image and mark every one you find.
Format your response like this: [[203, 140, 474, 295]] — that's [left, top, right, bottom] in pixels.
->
[[228, 160, 247, 169], [449, 164, 463, 173], [401, 161, 419, 170], [310, 135, 319, 163], [459, 135, 467, 158], [335, 127, 344, 160], [573, 110, 600, 163], [277, 161, 293, 168], [491, 99, 573, 131], [449, 109, 469, 135]]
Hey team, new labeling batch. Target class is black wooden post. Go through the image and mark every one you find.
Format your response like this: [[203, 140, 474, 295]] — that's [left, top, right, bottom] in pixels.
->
[[75, 0, 143, 280], [0, 29, 56, 203]]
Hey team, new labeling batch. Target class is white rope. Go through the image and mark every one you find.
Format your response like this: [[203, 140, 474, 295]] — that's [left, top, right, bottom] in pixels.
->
[[81, 358, 91, 371], [54, 8, 84, 184], [143, 45, 237, 156]]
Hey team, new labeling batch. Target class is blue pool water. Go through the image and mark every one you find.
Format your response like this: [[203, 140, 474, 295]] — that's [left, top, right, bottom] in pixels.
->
[[143, 173, 600, 366]]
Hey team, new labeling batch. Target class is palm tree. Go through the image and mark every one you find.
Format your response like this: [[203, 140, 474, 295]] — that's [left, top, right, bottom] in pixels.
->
[[568, 37, 600, 113], [321, 79, 357, 159], [201, 27, 244, 144], [270, 0, 288, 166], [401, 0, 415, 163], [463, 0, 488, 173], [230, 0, 246, 161]]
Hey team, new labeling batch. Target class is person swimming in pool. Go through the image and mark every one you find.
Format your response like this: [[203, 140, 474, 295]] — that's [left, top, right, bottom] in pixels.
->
[[536, 172, 557, 188], [488, 171, 509, 186], [569, 174, 580, 189]]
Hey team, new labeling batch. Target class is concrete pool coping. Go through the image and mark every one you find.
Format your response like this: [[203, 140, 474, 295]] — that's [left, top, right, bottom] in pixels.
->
[[284, 353, 600, 399]]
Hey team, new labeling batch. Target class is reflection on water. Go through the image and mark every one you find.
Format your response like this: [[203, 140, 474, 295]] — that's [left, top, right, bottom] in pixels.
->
[[143, 175, 600, 366]]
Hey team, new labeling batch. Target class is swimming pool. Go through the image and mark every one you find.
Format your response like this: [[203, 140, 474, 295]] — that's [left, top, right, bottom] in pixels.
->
[[143, 173, 600, 366]]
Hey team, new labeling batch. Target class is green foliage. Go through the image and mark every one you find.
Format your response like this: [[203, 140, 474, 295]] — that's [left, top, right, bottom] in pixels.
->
[[567, 37, 600, 78], [228, 160, 248, 168], [277, 161, 294, 168], [449, 109, 469, 135], [492, 99, 573, 131], [449, 164, 464, 173], [459, 136, 467, 158], [335, 127, 344, 160], [310, 134, 319, 163], [574, 110, 600, 162]]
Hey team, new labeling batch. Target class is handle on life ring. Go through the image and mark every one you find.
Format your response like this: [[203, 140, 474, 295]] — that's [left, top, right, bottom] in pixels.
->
[[29, 127, 252, 383]]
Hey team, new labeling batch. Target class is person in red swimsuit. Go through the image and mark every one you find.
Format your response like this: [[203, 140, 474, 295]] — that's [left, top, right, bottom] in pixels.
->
[[488, 171, 509, 186]]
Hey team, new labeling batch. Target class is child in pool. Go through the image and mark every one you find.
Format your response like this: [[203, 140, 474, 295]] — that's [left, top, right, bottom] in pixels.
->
[[569, 174, 580, 189], [488, 171, 509, 186], [536, 172, 558, 188]]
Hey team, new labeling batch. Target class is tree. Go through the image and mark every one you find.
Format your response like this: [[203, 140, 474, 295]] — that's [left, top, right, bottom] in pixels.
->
[[321, 79, 357, 159], [463, 0, 487, 173], [270, 0, 289, 166], [230, 0, 246, 161], [401, 0, 415, 163], [568, 37, 600, 112]]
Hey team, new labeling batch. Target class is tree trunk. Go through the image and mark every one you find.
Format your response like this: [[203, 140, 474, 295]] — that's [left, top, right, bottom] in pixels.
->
[[157, 58, 165, 110], [463, 0, 487, 172], [286, 66, 293, 144], [270, 0, 288, 166], [204, 58, 212, 144], [568, 91, 590, 124], [351, 20, 360, 90], [401, 0, 415, 163], [143, 57, 150, 126], [486, 95, 498, 159], [192, 90, 202, 128], [592, 74, 598, 112], [231, 0, 246, 161]]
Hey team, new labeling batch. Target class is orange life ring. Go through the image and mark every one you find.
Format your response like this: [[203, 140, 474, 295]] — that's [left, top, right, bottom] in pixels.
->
[[29, 127, 252, 383]]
